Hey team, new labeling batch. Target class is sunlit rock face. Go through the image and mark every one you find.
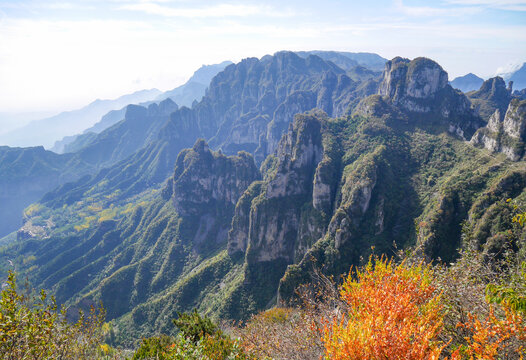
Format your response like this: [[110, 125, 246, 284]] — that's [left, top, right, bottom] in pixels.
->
[[470, 99, 526, 161], [376, 57, 482, 138]]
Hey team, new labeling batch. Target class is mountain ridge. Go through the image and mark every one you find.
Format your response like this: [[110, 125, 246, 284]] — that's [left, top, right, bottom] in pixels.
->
[[0, 89, 162, 149], [1, 53, 525, 348]]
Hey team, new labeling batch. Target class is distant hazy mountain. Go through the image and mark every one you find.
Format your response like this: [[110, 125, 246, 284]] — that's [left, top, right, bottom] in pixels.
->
[[51, 61, 232, 154], [450, 73, 484, 92], [0, 89, 162, 149], [295, 50, 387, 71], [51, 100, 156, 154], [496, 62, 526, 91], [68, 98, 179, 168], [508, 63, 526, 91], [156, 61, 233, 106], [0, 111, 56, 135]]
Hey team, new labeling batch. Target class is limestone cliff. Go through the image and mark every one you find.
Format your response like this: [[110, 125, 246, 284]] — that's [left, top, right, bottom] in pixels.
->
[[467, 77, 512, 121], [226, 111, 330, 306], [166, 139, 260, 250], [377, 57, 481, 138], [470, 99, 526, 160]]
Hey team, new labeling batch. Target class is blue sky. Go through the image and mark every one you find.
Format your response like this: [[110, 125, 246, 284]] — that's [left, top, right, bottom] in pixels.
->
[[0, 0, 525, 114]]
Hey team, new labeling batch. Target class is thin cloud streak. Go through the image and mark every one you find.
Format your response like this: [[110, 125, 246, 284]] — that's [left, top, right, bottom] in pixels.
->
[[393, 0, 482, 17], [445, 0, 526, 11], [118, 2, 292, 18]]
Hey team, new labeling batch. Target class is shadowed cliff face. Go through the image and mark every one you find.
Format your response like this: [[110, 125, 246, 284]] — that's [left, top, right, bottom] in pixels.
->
[[230, 112, 325, 262], [170, 139, 260, 218], [161, 51, 377, 163]]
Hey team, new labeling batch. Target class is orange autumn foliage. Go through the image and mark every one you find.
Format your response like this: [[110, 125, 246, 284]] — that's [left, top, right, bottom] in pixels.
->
[[457, 306, 525, 359], [322, 256, 450, 360]]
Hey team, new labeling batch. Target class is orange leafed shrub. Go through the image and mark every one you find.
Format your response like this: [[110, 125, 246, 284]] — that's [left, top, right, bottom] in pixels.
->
[[457, 306, 525, 359], [322, 256, 449, 360]]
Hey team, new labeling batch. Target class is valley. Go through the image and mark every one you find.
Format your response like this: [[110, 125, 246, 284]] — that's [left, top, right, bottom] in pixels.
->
[[0, 51, 525, 349]]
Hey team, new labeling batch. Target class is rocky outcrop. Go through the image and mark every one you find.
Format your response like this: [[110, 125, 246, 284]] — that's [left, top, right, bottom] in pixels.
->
[[166, 139, 259, 249], [244, 112, 325, 263], [503, 99, 526, 139], [378, 57, 449, 111], [470, 99, 526, 161], [226, 111, 329, 307], [376, 57, 481, 138], [171, 139, 259, 217], [467, 77, 512, 121]]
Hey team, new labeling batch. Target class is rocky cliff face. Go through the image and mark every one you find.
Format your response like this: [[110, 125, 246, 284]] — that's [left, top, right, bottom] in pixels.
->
[[467, 76, 512, 121], [470, 99, 526, 161], [225, 111, 330, 306], [247, 112, 325, 260], [162, 51, 377, 163], [170, 140, 259, 216], [377, 57, 481, 138], [166, 139, 259, 249], [378, 57, 448, 109]]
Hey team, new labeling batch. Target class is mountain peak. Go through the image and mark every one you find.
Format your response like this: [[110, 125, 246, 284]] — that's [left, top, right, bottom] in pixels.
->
[[192, 138, 210, 154], [467, 76, 512, 120], [450, 73, 484, 93], [469, 76, 509, 100], [378, 57, 448, 105]]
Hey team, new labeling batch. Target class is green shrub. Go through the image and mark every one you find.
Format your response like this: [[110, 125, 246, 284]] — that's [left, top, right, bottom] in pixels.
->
[[0, 271, 105, 359], [173, 309, 219, 343], [132, 334, 174, 360], [131, 311, 254, 360]]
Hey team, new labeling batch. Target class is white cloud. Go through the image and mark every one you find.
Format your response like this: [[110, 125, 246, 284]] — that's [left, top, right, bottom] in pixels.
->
[[393, 0, 481, 16], [0, 2, 525, 113], [444, 0, 526, 11], [495, 61, 524, 76], [118, 3, 288, 18]]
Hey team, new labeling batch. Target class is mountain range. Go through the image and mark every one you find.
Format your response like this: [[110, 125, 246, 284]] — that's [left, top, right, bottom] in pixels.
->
[[51, 61, 233, 154], [0, 89, 162, 149], [449, 62, 526, 95], [0, 61, 233, 237], [0, 50, 525, 347]]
